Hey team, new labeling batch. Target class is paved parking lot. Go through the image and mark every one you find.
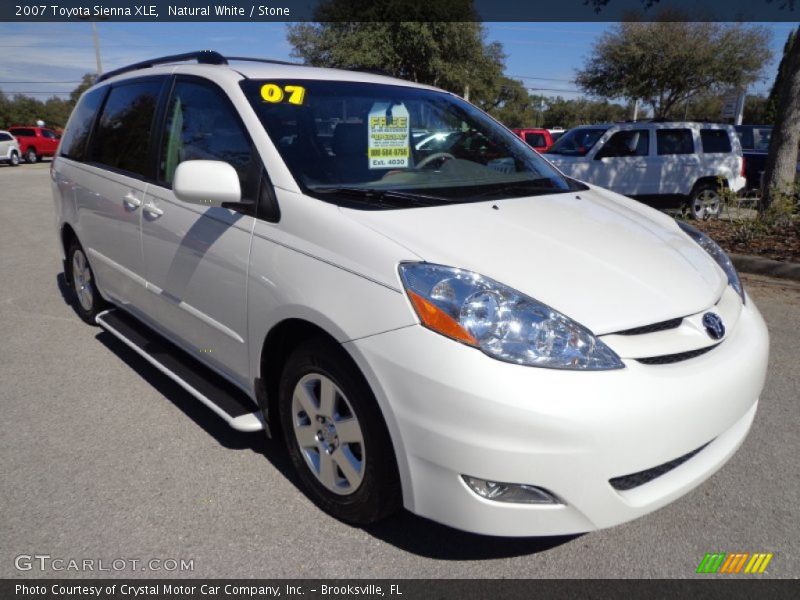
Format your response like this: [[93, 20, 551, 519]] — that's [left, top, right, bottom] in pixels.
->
[[1, 162, 798, 578]]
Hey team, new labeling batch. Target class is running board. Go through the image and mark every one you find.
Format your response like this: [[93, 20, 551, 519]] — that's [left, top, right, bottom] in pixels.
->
[[95, 309, 264, 433]]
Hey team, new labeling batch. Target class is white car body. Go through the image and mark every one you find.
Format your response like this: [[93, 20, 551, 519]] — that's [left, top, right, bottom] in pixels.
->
[[546, 122, 746, 200], [52, 56, 769, 537], [0, 130, 21, 164]]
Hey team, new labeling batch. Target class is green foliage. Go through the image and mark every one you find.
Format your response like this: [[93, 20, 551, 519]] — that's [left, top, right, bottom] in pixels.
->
[[0, 74, 95, 130], [541, 97, 628, 129], [576, 20, 773, 117], [287, 1, 508, 110]]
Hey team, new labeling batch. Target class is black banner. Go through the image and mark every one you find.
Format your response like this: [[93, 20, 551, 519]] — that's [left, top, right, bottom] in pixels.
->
[[3, 580, 800, 600], [1, 0, 800, 22]]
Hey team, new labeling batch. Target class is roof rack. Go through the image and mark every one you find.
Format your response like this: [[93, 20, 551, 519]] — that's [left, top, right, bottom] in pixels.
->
[[97, 50, 227, 82], [226, 56, 303, 67]]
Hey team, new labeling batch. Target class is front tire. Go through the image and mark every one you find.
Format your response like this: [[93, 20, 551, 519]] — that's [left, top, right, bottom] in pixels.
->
[[9, 151, 20, 166], [66, 239, 104, 324], [688, 182, 722, 220], [278, 339, 401, 525]]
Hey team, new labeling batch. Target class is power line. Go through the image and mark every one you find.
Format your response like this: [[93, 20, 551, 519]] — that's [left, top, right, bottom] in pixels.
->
[[0, 91, 72, 95], [0, 81, 81, 84], [510, 74, 575, 83], [526, 87, 582, 94]]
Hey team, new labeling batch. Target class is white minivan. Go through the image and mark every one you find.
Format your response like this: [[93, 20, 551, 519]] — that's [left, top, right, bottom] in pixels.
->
[[53, 52, 769, 537]]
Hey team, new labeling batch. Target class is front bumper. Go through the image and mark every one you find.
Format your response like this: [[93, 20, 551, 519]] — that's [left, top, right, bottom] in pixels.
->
[[345, 294, 769, 536]]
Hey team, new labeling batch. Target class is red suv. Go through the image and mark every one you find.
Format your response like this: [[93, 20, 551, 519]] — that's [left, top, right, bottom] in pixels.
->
[[8, 126, 60, 163], [512, 128, 554, 153]]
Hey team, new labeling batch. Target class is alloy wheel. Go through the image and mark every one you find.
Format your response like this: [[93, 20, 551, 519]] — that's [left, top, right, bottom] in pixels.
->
[[291, 373, 366, 495], [692, 189, 721, 220], [72, 249, 94, 311]]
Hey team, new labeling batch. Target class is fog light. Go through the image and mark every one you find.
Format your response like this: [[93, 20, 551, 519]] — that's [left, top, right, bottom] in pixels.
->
[[462, 476, 561, 504]]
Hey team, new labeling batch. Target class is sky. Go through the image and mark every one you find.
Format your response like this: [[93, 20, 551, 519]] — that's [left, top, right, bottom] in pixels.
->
[[0, 21, 796, 102]]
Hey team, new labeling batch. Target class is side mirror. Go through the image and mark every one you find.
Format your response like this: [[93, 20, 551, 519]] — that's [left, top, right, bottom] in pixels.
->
[[173, 160, 241, 207]]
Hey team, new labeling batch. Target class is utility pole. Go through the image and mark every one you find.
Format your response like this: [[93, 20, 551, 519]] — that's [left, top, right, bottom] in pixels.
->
[[734, 90, 746, 125], [91, 21, 103, 76], [631, 99, 639, 122]]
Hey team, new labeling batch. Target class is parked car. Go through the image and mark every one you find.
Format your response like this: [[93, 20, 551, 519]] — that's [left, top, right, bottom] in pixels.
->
[[53, 51, 768, 537], [548, 127, 566, 143], [546, 121, 746, 219], [8, 125, 60, 163], [734, 124, 800, 192], [512, 127, 554, 152], [0, 130, 21, 166]]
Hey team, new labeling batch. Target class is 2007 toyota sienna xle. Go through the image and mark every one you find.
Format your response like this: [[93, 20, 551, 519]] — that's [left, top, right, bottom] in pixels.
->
[[52, 51, 769, 537]]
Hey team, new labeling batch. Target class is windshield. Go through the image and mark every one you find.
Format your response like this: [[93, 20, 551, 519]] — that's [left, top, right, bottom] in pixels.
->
[[242, 80, 581, 207], [546, 128, 608, 157]]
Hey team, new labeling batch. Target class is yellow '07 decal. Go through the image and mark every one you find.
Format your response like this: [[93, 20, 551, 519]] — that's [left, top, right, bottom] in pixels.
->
[[260, 83, 306, 105]]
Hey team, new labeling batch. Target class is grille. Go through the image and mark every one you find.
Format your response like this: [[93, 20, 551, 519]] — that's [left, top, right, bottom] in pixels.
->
[[609, 442, 711, 491], [614, 318, 683, 336], [636, 344, 718, 365]]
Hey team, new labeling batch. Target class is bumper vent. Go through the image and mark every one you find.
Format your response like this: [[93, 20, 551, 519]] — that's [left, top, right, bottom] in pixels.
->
[[636, 344, 719, 365], [610, 442, 711, 491], [615, 317, 683, 336]]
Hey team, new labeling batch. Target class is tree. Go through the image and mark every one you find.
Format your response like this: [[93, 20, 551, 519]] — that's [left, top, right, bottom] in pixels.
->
[[761, 26, 800, 211], [287, 0, 507, 107], [70, 73, 97, 105], [0, 74, 97, 129], [576, 20, 773, 117], [764, 29, 797, 124], [540, 97, 628, 129]]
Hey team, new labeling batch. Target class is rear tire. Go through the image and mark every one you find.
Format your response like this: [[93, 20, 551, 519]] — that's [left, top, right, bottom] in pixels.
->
[[66, 239, 105, 325], [25, 148, 38, 164], [278, 338, 401, 525], [9, 151, 20, 166], [688, 182, 722, 220]]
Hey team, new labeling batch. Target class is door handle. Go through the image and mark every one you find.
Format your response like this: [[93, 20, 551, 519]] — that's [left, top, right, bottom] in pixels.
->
[[123, 193, 142, 209], [143, 202, 164, 218]]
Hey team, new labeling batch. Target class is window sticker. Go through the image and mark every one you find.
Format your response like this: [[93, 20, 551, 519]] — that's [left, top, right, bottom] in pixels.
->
[[367, 102, 410, 169], [260, 83, 306, 105]]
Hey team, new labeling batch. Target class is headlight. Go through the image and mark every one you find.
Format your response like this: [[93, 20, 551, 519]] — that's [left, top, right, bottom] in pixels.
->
[[677, 221, 745, 303], [398, 263, 623, 370]]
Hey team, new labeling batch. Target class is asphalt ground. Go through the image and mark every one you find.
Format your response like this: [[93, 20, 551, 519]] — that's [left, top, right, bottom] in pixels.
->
[[1, 162, 798, 578]]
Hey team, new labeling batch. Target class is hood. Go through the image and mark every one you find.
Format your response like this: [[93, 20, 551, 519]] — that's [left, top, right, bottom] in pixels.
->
[[341, 187, 727, 335]]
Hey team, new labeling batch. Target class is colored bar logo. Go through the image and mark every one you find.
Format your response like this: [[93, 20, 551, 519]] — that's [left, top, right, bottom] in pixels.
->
[[696, 552, 773, 574]]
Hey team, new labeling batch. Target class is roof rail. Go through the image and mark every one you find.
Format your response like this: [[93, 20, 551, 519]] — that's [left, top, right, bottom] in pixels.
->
[[97, 50, 227, 82], [225, 56, 303, 67]]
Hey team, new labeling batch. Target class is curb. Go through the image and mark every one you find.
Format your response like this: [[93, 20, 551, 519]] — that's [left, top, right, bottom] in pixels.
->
[[731, 254, 800, 282]]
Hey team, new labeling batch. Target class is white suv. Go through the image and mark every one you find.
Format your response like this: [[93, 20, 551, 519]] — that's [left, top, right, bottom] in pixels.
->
[[545, 122, 746, 219], [53, 52, 768, 537]]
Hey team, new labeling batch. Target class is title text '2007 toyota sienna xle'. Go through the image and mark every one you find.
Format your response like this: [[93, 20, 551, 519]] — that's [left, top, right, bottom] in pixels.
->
[[52, 51, 769, 536]]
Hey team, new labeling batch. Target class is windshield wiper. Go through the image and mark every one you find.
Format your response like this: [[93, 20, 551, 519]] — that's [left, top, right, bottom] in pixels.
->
[[309, 186, 446, 208], [467, 178, 569, 199]]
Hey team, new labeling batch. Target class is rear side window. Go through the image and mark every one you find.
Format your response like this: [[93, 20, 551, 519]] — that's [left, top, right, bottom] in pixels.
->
[[524, 132, 546, 147], [10, 128, 35, 137], [753, 127, 772, 152], [60, 86, 107, 161], [0, 133, 11, 142], [41, 129, 58, 139], [158, 80, 259, 201], [596, 129, 649, 158], [700, 129, 732, 153], [656, 129, 694, 155], [90, 80, 162, 177]]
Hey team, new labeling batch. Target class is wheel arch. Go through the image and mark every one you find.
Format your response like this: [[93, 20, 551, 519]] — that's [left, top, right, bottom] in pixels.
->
[[691, 175, 729, 194], [257, 316, 412, 509]]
